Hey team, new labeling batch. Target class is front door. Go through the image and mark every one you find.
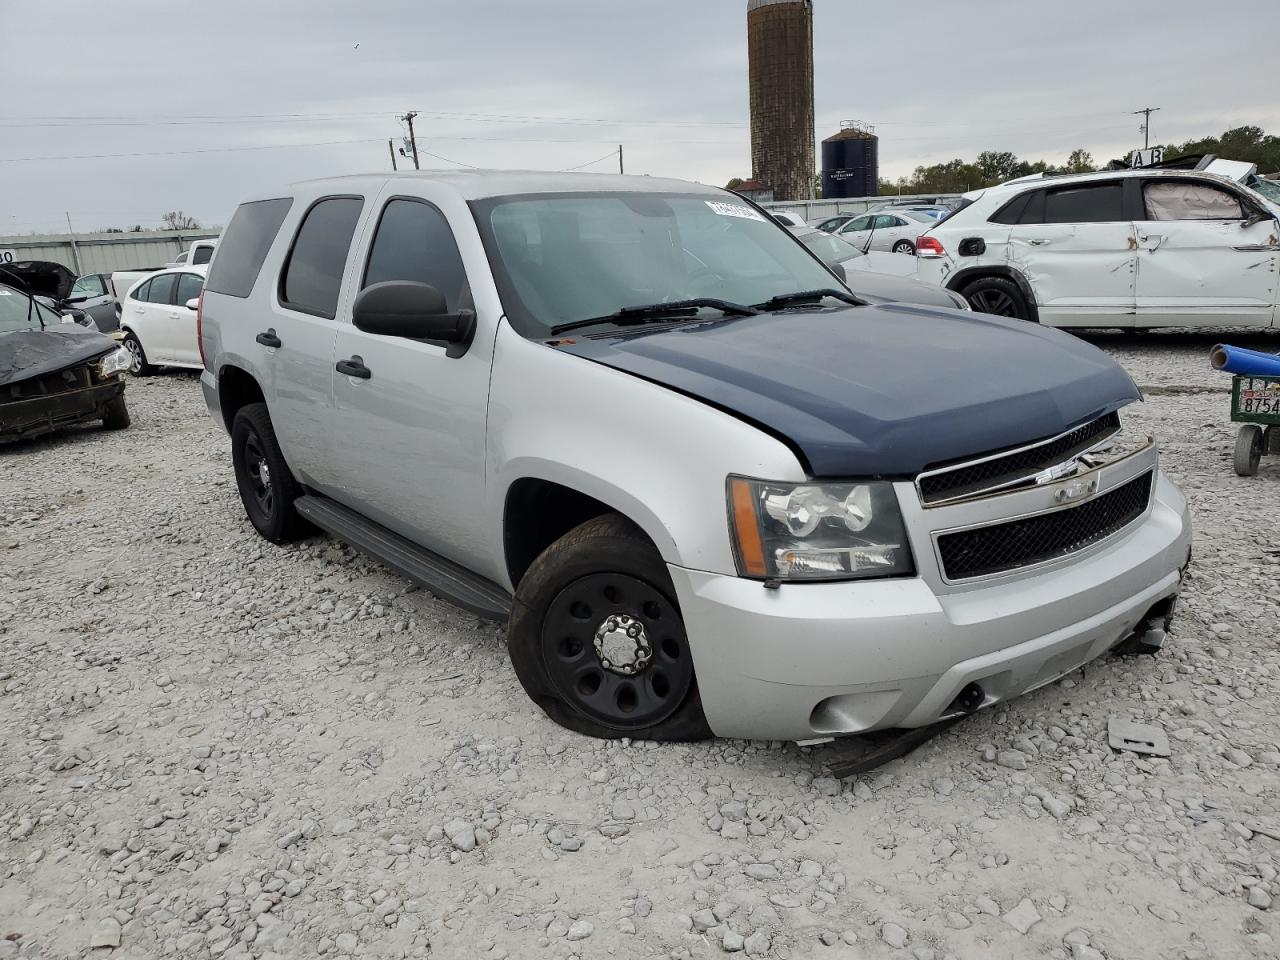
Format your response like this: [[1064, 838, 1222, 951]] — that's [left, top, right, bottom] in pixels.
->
[[328, 191, 494, 571], [132, 273, 179, 362], [1133, 178, 1280, 328], [1007, 180, 1136, 327]]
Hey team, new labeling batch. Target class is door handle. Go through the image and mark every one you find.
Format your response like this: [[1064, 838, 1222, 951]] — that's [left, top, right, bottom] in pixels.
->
[[256, 329, 282, 348], [336, 356, 371, 380], [1027, 239, 1052, 246], [1138, 234, 1167, 252]]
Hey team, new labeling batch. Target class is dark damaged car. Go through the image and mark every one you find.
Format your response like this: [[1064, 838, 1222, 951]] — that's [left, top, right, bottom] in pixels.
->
[[1, 280, 132, 442]]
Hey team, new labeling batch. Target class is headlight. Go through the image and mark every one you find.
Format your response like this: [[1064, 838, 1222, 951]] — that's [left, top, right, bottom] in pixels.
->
[[97, 347, 132, 377], [60, 312, 78, 324], [728, 477, 914, 582]]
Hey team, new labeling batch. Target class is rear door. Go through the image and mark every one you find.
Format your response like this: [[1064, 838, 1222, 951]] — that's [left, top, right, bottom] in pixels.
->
[[1006, 180, 1137, 327], [265, 195, 368, 488], [169, 272, 205, 364], [69, 274, 118, 330], [1133, 177, 1279, 328]]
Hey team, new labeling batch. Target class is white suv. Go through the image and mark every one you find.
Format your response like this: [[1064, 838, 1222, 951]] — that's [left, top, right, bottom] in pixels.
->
[[916, 168, 1280, 328]]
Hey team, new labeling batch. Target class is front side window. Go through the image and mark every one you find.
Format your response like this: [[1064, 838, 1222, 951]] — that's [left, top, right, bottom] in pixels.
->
[[175, 272, 204, 306], [280, 197, 364, 318], [72, 275, 105, 296], [145, 274, 178, 304], [362, 199, 471, 311], [1042, 183, 1126, 223], [473, 192, 840, 337], [1144, 181, 1244, 220], [841, 215, 873, 233]]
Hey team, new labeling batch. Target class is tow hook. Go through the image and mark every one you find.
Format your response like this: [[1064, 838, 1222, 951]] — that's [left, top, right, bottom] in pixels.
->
[[1127, 616, 1168, 655]]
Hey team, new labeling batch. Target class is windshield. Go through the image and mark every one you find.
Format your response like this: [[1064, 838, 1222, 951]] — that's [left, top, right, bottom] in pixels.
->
[[799, 231, 864, 266], [0, 284, 61, 333], [1250, 178, 1280, 205], [473, 192, 840, 336]]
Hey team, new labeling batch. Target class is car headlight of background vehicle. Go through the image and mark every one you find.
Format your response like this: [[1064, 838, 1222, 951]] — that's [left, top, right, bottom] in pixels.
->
[[97, 347, 132, 377], [728, 477, 914, 581]]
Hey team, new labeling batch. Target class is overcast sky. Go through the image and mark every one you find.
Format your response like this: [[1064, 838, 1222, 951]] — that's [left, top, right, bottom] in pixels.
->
[[2, 0, 1277, 235]]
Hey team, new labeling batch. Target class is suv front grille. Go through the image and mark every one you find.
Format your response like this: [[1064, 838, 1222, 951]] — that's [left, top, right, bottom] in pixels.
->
[[936, 470, 1153, 581], [919, 412, 1121, 505]]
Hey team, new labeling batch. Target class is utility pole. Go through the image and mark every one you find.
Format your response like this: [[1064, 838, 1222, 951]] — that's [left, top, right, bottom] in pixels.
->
[[388, 139, 398, 171], [618, 144, 624, 175], [401, 111, 420, 170], [64, 212, 83, 275], [1133, 106, 1161, 149]]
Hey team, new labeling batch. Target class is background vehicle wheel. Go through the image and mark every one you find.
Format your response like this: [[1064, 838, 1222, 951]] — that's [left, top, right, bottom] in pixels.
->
[[121, 332, 155, 376], [892, 240, 916, 255], [101, 395, 130, 430], [1265, 425, 1280, 455], [1234, 424, 1264, 477], [231, 402, 313, 543], [508, 513, 712, 742], [962, 276, 1032, 321]]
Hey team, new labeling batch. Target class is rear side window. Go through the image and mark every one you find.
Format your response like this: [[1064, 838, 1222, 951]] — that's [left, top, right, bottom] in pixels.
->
[[205, 198, 293, 299], [362, 199, 471, 311], [175, 272, 204, 305], [280, 197, 364, 319], [145, 274, 177, 304], [191, 245, 214, 265], [988, 192, 1032, 224], [1042, 183, 1125, 223], [130, 278, 151, 301]]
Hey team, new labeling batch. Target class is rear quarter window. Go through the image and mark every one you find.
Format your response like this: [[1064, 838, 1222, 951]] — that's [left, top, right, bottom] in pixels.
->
[[205, 198, 294, 299]]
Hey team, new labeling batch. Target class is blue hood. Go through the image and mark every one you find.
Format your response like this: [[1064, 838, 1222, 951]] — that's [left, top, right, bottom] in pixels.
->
[[557, 304, 1139, 478]]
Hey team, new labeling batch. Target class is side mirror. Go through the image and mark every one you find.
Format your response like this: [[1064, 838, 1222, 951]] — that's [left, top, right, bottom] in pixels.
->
[[1242, 208, 1274, 228], [64, 295, 87, 304], [352, 281, 476, 356], [830, 262, 847, 282], [185, 298, 200, 310]]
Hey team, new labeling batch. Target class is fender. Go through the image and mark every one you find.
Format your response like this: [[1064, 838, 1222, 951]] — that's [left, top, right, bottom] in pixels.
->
[[944, 265, 1041, 323]]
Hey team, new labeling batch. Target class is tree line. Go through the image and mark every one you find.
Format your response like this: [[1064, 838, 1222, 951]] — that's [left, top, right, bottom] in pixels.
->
[[879, 126, 1279, 196]]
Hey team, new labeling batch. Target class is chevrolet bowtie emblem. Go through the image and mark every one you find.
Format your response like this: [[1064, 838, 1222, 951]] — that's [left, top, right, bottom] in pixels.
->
[[1053, 476, 1098, 503]]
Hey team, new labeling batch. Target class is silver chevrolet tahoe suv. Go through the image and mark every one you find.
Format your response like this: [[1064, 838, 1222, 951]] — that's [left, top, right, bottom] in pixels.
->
[[200, 171, 1192, 743]]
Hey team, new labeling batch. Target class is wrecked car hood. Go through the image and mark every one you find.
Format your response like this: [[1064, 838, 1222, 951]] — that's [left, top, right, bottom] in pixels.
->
[[0, 261, 78, 301], [557, 304, 1140, 477], [0, 324, 118, 388]]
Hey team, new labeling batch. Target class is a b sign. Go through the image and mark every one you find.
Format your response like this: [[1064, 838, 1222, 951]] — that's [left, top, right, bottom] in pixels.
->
[[1129, 148, 1164, 168]]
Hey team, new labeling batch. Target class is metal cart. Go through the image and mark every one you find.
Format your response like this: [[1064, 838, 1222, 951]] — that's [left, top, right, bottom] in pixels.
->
[[1232, 375, 1280, 476]]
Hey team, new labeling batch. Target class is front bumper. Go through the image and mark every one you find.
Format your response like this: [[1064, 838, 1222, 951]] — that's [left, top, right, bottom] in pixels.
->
[[0, 377, 125, 441], [669, 470, 1192, 741]]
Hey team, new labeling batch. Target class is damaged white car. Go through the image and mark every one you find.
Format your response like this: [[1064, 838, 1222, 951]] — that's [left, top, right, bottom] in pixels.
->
[[916, 163, 1280, 328]]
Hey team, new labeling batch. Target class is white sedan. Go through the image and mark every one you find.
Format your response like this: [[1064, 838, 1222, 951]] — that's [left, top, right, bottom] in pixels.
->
[[834, 208, 945, 255], [120, 266, 206, 374]]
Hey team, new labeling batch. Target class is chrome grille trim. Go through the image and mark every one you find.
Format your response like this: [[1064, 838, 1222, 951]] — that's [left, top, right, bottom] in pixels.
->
[[916, 412, 1123, 507]]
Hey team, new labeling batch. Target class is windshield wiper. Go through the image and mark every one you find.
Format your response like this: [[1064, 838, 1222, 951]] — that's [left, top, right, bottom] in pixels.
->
[[548, 298, 758, 336], [754, 288, 860, 311]]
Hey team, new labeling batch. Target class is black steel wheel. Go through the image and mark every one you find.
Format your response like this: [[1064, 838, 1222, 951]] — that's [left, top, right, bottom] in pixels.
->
[[962, 276, 1032, 321], [508, 514, 711, 741], [230, 402, 313, 543]]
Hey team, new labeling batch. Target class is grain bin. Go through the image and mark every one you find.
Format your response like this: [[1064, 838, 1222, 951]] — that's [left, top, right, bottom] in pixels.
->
[[822, 122, 879, 199]]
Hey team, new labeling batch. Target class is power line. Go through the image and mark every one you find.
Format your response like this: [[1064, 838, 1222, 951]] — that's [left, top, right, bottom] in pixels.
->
[[561, 147, 622, 172], [417, 148, 481, 169]]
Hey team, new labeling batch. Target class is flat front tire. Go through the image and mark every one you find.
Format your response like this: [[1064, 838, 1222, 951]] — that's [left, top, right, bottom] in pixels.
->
[[507, 514, 711, 741], [102, 394, 130, 430], [230, 403, 312, 543]]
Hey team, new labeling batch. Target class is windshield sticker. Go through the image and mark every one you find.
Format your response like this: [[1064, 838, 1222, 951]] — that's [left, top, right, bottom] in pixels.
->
[[706, 201, 766, 222], [0, 290, 10, 295]]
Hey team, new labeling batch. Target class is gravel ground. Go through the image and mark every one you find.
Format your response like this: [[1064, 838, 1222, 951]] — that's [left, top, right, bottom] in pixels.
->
[[3, 331, 1279, 960]]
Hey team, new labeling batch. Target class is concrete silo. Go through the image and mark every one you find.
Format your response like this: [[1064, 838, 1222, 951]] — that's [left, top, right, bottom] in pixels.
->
[[747, 0, 815, 202]]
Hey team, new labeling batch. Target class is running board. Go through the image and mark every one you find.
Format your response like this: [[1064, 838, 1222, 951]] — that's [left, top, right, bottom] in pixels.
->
[[294, 494, 513, 622]]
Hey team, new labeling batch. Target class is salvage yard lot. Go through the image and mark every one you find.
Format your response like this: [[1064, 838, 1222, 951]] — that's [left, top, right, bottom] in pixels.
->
[[3, 332, 1280, 960]]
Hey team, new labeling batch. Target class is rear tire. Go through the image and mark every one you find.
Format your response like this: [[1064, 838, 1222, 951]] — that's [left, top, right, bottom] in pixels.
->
[[892, 240, 916, 255], [122, 332, 155, 376], [231, 403, 313, 543], [961, 276, 1032, 321], [508, 514, 712, 742], [1234, 424, 1264, 477], [102, 395, 130, 430]]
